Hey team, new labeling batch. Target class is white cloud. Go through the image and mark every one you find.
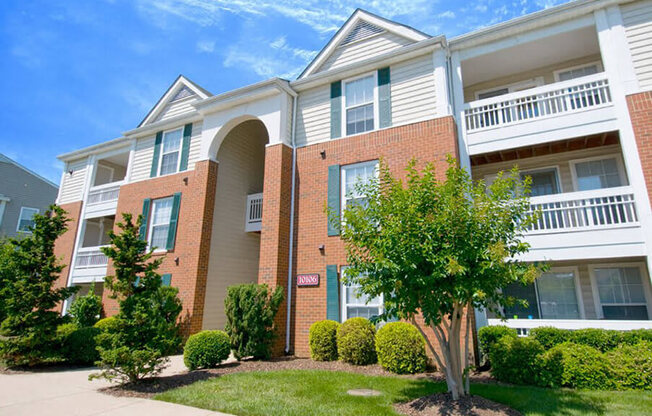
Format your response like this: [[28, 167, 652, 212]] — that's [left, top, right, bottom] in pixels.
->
[[196, 39, 215, 53], [437, 11, 456, 19]]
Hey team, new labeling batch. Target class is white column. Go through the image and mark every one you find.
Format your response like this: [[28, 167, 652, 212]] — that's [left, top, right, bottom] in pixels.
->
[[450, 51, 471, 172], [433, 48, 452, 116]]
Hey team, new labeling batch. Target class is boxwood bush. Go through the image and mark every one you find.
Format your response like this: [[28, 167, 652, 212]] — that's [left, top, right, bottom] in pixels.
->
[[478, 325, 517, 361], [621, 329, 652, 345], [309, 320, 339, 361], [375, 322, 427, 374], [337, 317, 377, 365], [607, 341, 652, 390], [489, 336, 543, 385], [570, 328, 622, 352], [183, 330, 231, 370], [542, 342, 614, 390], [56, 323, 100, 365], [529, 326, 571, 350]]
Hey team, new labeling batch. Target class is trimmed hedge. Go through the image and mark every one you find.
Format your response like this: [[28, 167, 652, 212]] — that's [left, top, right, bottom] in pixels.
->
[[607, 341, 652, 390], [375, 322, 428, 374], [183, 330, 231, 370], [529, 327, 571, 350], [337, 317, 377, 365], [309, 320, 339, 361], [478, 325, 517, 361], [489, 336, 543, 385], [570, 328, 621, 352], [56, 323, 100, 365], [541, 342, 614, 390], [94, 317, 118, 332]]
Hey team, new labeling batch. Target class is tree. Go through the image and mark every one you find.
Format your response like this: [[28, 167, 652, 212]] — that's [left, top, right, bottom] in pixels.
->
[[91, 213, 182, 383], [0, 205, 78, 366], [331, 157, 544, 399]]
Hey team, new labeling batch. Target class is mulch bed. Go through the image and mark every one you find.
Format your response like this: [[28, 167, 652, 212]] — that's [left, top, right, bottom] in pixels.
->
[[395, 393, 522, 416], [100, 356, 495, 399]]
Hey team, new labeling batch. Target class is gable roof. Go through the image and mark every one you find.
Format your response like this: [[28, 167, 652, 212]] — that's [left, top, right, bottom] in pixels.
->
[[138, 75, 212, 127], [0, 153, 58, 189], [298, 8, 430, 80]]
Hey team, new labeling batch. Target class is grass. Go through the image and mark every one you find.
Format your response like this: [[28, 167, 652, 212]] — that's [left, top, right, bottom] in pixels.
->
[[155, 370, 650, 416]]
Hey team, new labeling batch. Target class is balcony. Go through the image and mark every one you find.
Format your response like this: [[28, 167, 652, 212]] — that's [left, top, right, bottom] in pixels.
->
[[70, 246, 109, 283], [245, 193, 263, 232], [521, 186, 646, 261], [463, 74, 617, 155], [84, 182, 121, 217]]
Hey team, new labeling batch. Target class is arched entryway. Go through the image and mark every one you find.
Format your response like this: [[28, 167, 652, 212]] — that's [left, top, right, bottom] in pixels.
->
[[201, 118, 269, 330]]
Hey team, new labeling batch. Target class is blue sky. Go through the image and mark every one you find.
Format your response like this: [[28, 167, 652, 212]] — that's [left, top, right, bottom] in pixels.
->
[[0, 0, 570, 184]]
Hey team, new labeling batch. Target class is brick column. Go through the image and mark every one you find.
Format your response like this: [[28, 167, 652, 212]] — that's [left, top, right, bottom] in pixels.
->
[[627, 91, 652, 205], [53, 201, 83, 312], [258, 143, 294, 356]]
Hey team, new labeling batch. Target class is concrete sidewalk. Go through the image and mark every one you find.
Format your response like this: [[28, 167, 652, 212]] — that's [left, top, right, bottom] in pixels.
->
[[0, 355, 232, 415]]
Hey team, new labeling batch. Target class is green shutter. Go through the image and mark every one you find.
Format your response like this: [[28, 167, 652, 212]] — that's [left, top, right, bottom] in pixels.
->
[[166, 192, 181, 250], [161, 274, 172, 286], [139, 198, 151, 241], [326, 265, 340, 321], [330, 81, 342, 139], [150, 131, 163, 178], [179, 123, 192, 171], [327, 165, 340, 236], [378, 67, 391, 129]]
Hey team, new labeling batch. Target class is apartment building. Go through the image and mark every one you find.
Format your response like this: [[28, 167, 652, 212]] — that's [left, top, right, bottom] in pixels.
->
[[54, 0, 652, 356]]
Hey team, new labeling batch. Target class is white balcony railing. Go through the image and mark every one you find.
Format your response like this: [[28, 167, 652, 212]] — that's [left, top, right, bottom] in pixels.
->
[[87, 182, 121, 205], [527, 186, 638, 234], [245, 193, 263, 232], [75, 246, 109, 269], [464, 73, 612, 132]]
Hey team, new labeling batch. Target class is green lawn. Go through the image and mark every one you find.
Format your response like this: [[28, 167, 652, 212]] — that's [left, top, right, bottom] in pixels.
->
[[154, 370, 649, 416]]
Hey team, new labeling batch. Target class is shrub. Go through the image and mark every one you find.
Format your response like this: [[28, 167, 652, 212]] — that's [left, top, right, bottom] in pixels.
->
[[478, 325, 517, 361], [337, 317, 377, 365], [570, 328, 621, 352], [607, 341, 652, 390], [489, 336, 543, 385], [620, 329, 652, 346], [542, 342, 614, 390], [375, 322, 427, 374], [57, 323, 100, 365], [68, 286, 102, 327], [309, 320, 339, 361], [224, 283, 284, 360], [529, 326, 571, 350], [184, 330, 231, 370], [94, 317, 119, 333]]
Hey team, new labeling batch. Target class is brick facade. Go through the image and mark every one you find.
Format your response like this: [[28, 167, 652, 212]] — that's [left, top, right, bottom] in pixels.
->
[[53, 201, 83, 309], [627, 91, 652, 205], [103, 159, 218, 334], [286, 116, 468, 358]]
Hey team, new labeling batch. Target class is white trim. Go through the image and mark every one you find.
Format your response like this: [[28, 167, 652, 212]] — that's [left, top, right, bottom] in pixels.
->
[[0, 197, 9, 227], [553, 61, 604, 82], [16, 206, 39, 233], [140, 75, 210, 127], [341, 71, 379, 137], [488, 318, 652, 333], [474, 77, 544, 100], [156, 127, 184, 177], [588, 262, 652, 320], [569, 153, 627, 192]]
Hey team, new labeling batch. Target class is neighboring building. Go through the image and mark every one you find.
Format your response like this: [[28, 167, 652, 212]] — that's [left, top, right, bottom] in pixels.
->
[[0, 154, 58, 238], [54, 0, 652, 357]]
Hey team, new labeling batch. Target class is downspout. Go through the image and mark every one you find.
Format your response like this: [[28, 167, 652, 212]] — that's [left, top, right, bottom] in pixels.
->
[[285, 92, 299, 354]]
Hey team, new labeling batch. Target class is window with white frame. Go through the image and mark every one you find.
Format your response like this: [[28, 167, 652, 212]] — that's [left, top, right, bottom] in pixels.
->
[[341, 268, 383, 321], [148, 197, 173, 250], [594, 266, 649, 320], [520, 168, 560, 197], [16, 207, 38, 233], [536, 271, 581, 319], [159, 128, 183, 176], [341, 161, 378, 214], [344, 75, 375, 136], [573, 157, 624, 191], [555, 63, 600, 82]]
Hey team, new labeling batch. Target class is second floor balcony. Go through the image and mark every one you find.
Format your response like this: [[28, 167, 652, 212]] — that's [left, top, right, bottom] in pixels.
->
[[70, 245, 109, 283]]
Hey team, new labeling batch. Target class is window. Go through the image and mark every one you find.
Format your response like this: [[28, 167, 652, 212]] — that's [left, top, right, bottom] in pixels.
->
[[477, 88, 509, 100], [344, 75, 375, 135], [573, 157, 624, 191], [555, 63, 600, 82], [17, 207, 38, 233], [536, 271, 581, 319], [521, 168, 560, 197], [341, 161, 378, 213], [148, 197, 173, 250], [341, 268, 383, 321], [159, 128, 183, 176], [594, 266, 649, 320]]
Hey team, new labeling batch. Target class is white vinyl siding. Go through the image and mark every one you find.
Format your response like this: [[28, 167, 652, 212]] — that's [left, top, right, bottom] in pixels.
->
[[154, 96, 199, 123], [129, 121, 202, 182], [390, 54, 437, 125], [317, 32, 413, 73], [58, 158, 88, 204], [295, 85, 331, 147], [622, 0, 652, 91]]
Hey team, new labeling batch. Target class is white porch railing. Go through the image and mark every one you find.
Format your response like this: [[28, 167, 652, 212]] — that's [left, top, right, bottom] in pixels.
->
[[245, 193, 263, 232], [464, 73, 612, 132], [87, 182, 121, 205], [75, 246, 109, 269], [527, 186, 638, 234], [488, 318, 652, 336]]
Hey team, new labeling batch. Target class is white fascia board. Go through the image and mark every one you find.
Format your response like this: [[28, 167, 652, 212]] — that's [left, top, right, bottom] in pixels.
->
[[57, 136, 132, 162], [193, 78, 296, 115], [299, 9, 430, 79], [450, 0, 630, 52], [139, 75, 211, 127], [292, 36, 445, 92], [123, 112, 204, 138]]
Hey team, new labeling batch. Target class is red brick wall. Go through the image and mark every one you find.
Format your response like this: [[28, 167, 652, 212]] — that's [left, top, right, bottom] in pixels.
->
[[287, 116, 464, 357], [103, 160, 218, 334], [53, 201, 83, 312], [627, 91, 652, 204]]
